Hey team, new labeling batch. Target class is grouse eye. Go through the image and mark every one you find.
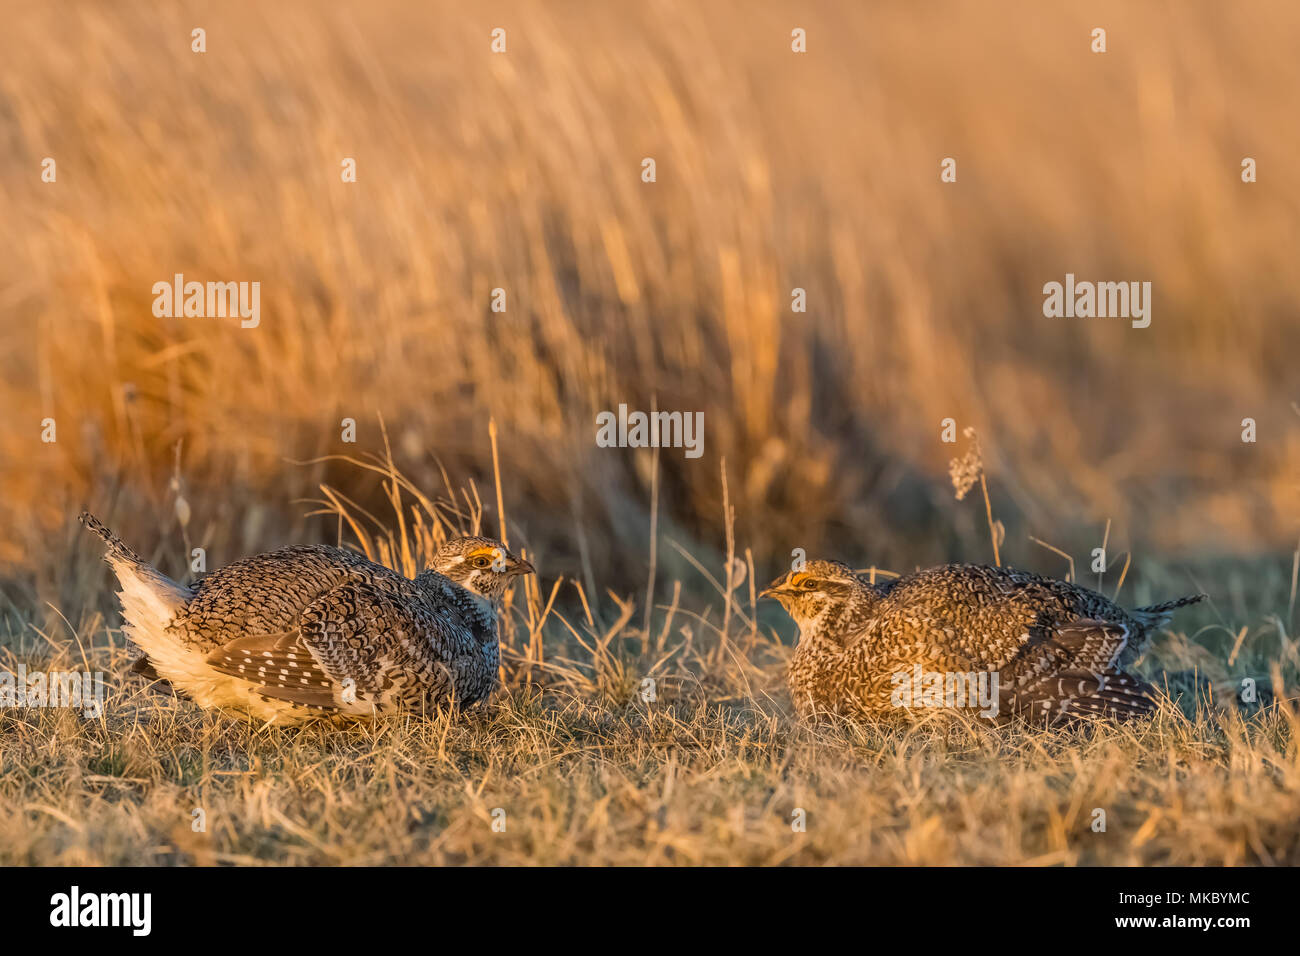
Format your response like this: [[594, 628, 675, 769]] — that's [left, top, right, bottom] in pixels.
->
[[470, 554, 494, 569], [800, 578, 819, 591]]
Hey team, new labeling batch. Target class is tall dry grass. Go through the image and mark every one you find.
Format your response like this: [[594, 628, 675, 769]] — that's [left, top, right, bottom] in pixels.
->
[[1, 0, 1297, 610]]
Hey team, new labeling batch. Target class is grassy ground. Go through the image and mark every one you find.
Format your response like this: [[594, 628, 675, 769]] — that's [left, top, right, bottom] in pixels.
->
[[2, 623, 1297, 866], [2, 463, 1297, 866]]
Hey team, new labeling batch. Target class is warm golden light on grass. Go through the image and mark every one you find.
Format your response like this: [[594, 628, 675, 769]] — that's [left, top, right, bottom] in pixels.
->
[[0, 1, 1297, 866]]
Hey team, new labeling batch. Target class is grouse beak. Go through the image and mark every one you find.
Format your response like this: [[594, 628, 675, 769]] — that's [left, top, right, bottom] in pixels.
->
[[760, 576, 791, 599], [507, 554, 535, 577]]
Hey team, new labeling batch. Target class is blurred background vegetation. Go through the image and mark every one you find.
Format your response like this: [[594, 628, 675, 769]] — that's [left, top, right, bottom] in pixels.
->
[[1, 0, 1297, 627]]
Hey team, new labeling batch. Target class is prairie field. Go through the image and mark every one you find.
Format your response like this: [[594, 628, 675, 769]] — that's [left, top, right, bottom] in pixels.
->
[[1, 1, 1298, 865]]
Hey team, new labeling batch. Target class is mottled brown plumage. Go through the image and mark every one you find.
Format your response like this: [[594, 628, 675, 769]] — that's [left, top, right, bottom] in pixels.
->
[[764, 560, 1204, 724], [81, 512, 533, 722]]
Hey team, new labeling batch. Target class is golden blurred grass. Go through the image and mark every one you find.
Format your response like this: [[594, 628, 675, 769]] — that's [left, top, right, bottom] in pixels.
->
[[1, 0, 1298, 593]]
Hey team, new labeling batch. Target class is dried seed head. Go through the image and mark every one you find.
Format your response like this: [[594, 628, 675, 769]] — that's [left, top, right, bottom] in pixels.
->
[[948, 427, 984, 501]]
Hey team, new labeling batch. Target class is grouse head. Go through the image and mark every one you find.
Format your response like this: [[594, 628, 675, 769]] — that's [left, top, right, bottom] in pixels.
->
[[761, 559, 883, 635], [430, 535, 534, 601]]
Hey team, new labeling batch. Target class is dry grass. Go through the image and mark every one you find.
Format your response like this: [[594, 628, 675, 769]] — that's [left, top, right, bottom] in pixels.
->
[[1, 1, 1299, 864], [2, 453, 1298, 866], [2, 679, 1298, 866], [2, 1, 1299, 581]]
